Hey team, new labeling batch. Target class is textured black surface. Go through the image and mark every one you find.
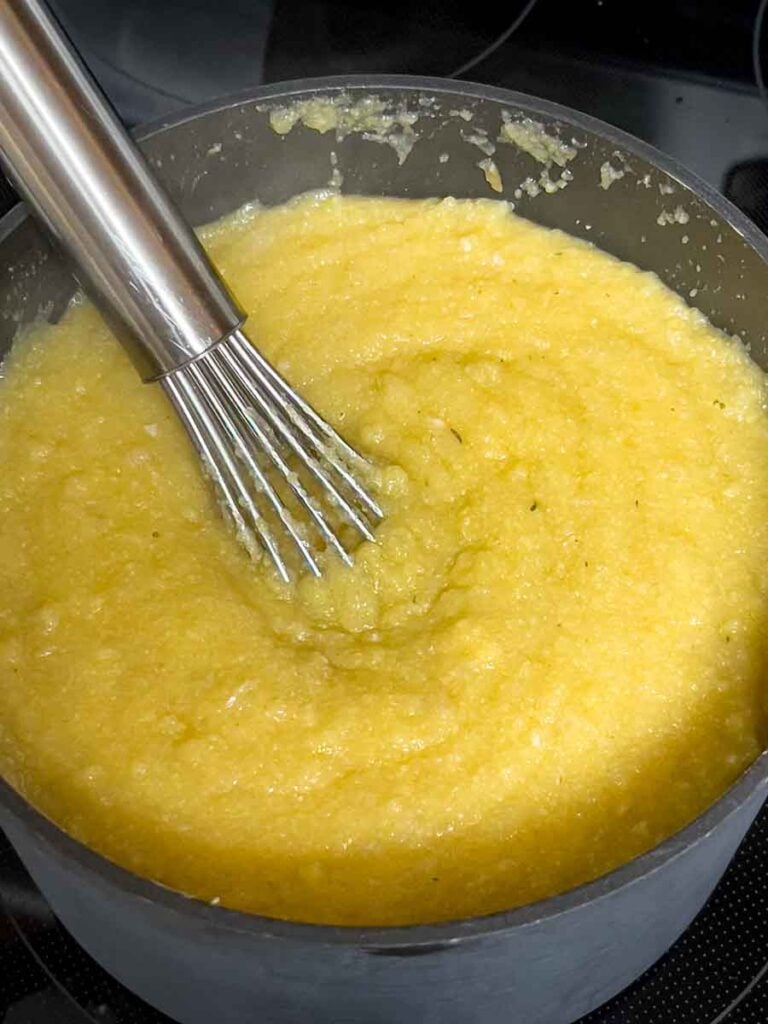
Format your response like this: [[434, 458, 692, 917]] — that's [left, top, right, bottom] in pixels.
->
[[1, 810, 766, 1023]]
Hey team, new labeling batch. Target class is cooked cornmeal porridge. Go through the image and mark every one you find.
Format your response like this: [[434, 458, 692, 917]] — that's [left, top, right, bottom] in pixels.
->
[[1, 193, 767, 926]]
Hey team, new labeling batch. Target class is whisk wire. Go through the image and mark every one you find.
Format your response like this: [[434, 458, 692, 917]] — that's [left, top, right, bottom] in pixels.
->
[[211, 347, 356, 566], [163, 370, 292, 582], [229, 333, 368, 469], [229, 333, 384, 521], [161, 330, 382, 579], [221, 343, 377, 544], [189, 360, 322, 579]]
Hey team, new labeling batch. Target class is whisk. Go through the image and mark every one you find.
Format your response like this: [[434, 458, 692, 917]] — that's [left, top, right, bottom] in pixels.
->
[[0, 0, 382, 580]]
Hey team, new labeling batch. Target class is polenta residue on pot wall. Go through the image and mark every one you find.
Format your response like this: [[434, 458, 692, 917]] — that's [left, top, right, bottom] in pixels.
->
[[1, 193, 768, 926]]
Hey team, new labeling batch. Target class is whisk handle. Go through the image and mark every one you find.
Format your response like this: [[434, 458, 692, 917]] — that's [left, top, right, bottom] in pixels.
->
[[0, 0, 245, 379]]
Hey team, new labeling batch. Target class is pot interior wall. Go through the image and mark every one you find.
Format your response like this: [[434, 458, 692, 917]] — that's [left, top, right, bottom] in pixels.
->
[[1, 82, 767, 376]]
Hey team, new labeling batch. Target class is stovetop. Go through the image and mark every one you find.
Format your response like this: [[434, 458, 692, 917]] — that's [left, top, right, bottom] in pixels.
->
[[2, 1, 768, 1020]]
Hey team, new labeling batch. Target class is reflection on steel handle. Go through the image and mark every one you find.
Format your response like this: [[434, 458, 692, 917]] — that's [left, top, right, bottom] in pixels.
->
[[0, 0, 245, 379]]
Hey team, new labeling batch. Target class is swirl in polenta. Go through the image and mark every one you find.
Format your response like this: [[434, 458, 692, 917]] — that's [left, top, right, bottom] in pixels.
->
[[1, 193, 767, 926]]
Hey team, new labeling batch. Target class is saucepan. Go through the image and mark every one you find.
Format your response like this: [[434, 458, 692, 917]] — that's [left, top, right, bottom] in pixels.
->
[[1, 75, 767, 1024]]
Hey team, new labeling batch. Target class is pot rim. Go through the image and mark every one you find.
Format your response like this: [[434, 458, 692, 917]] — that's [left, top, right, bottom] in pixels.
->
[[1, 73, 767, 949]]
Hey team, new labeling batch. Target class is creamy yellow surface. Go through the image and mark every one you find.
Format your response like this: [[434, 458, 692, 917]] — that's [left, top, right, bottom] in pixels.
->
[[2, 194, 768, 926]]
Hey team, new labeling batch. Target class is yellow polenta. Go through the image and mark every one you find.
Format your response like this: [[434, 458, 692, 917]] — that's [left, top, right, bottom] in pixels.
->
[[1, 193, 768, 926]]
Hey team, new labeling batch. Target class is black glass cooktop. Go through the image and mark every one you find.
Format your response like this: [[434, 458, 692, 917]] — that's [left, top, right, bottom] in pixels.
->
[[2, 1, 768, 1021]]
